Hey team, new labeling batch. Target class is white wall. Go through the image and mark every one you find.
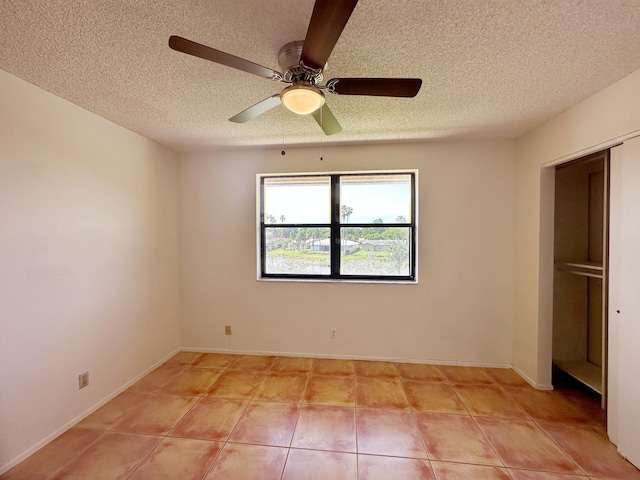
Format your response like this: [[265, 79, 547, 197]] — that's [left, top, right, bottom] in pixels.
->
[[179, 141, 516, 365], [0, 70, 181, 471], [513, 68, 640, 386]]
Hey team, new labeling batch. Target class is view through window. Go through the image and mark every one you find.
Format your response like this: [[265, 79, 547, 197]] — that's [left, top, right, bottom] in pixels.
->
[[259, 171, 416, 281]]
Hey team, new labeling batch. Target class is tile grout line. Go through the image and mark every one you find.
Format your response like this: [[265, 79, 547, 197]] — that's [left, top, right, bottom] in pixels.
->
[[197, 353, 259, 480], [354, 372, 360, 479], [399, 364, 441, 477], [407, 397, 435, 475], [279, 361, 313, 480], [463, 379, 515, 472], [125, 352, 208, 480], [200, 354, 236, 480], [463, 377, 541, 474], [507, 382, 589, 477], [466, 411, 508, 471], [182, 353, 226, 480], [401, 365, 514, 475], [527, 416, 589, 477], [165, 354, 237, 480], [44, 428, 106, 480]]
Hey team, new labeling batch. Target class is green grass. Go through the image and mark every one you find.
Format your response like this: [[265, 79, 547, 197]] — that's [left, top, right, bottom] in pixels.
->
[[344, 250, 390, 260], [267, 249, 329, 261], [267, 249, 390, 261]]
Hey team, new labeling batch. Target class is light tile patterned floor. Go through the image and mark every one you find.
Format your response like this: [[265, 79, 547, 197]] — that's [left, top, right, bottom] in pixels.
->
[[3, 352, 640, 479]]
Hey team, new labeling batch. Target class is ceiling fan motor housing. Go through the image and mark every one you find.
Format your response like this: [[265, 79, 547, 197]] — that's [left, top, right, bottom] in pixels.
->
[[278, 41, 324, 85]]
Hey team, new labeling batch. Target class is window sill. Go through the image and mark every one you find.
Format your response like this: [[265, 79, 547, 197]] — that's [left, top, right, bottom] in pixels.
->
[[257, 276, 418, 285]]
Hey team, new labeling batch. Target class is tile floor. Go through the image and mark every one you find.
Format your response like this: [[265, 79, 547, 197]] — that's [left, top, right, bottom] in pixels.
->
[[3, 352, 640, 479]]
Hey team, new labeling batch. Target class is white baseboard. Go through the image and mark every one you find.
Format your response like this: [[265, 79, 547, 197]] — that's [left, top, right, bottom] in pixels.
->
[[179, 346, 513, 369], [511, 365, 553, 390], [0, 347, 180, 476]]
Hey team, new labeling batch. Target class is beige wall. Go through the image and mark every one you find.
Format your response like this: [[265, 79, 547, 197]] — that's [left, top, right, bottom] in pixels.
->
[[179, 141, 516, 365], [513, 68, 640, 386], [0, 70, 181, 471]]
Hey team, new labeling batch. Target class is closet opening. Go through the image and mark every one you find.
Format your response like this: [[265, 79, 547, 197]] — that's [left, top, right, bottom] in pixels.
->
[[552, 149, 609, 408]]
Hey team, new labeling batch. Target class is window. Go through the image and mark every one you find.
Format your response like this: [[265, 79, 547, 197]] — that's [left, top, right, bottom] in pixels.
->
[[258, 171, 417, 281]]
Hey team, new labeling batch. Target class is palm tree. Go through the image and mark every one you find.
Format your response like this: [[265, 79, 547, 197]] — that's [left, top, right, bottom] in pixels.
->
[[396, 215, 407, 223], [341, 205, 353, 223], [340, 205, 354, 255], [295, 229, 308, 250], [309, 228, 321, 251]]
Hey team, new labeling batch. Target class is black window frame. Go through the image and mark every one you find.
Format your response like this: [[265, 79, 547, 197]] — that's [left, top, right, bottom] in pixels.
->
[[259, 170, 417, 282]]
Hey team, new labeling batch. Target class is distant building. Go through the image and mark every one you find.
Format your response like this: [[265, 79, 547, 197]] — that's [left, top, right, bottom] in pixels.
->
[[360, 239, 400, 252], [307, 238, 359, 252]]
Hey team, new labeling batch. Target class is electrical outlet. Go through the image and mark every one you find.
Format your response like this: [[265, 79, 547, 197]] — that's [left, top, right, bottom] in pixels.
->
[[78, 371, 89, 390], [225, 325, 232, 335], [330, 328, 337, 340]]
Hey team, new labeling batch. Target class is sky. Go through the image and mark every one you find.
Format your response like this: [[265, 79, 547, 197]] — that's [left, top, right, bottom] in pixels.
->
[[263, 177, 411, 224]]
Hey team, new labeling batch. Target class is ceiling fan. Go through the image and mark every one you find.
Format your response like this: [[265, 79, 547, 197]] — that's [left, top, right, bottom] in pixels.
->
[[168, 0, 422, 135]]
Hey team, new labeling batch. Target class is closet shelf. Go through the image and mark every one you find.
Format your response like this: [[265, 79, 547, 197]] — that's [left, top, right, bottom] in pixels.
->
[[554, 359, 602, 394], [555, 261, 604, 279]]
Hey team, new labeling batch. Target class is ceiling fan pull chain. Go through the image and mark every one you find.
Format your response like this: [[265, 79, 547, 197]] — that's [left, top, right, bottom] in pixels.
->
[[320, 107, 324, 161], [281, 112, 286, 156]]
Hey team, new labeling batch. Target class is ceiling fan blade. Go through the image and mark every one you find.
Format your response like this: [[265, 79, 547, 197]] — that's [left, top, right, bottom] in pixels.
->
[[312, 104, 342, 135], [169, 35, 283, 81], [229, 95, 282, 123], [300, 0, 359, 70], [327, 78, 422, 97]]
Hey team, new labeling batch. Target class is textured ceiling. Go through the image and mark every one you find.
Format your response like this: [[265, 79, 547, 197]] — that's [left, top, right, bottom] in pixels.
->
[[2, 0, 640, 151]]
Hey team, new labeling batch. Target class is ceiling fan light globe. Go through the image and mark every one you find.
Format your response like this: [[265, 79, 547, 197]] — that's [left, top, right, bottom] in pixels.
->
[[281, 85, 325, 115]]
